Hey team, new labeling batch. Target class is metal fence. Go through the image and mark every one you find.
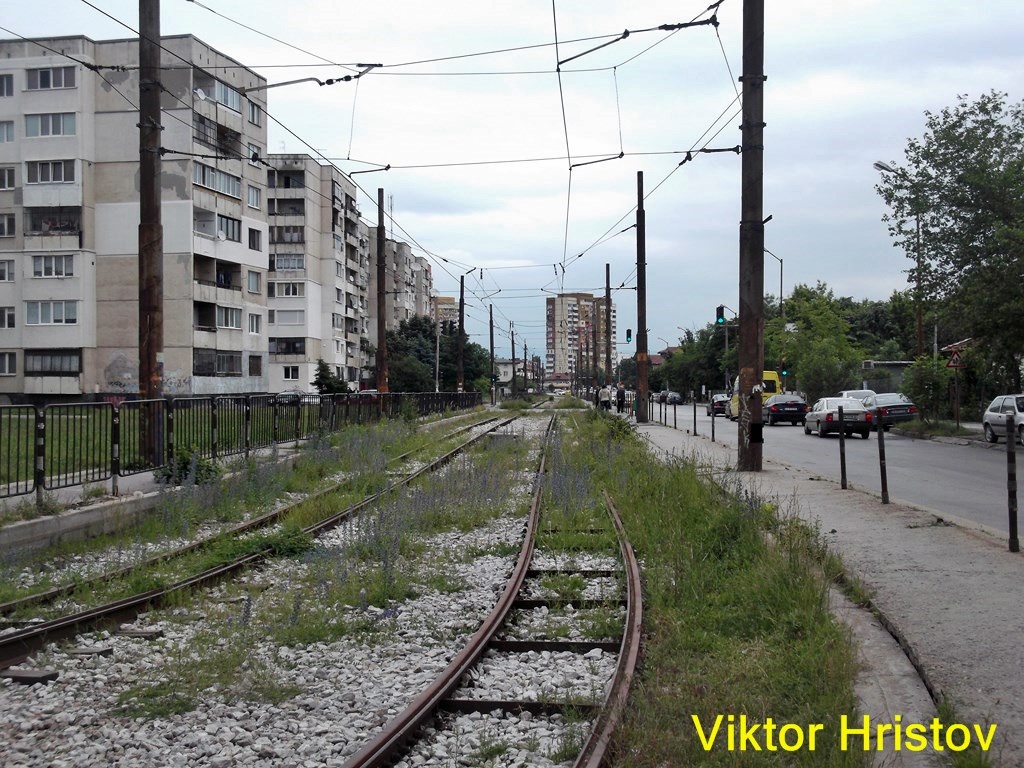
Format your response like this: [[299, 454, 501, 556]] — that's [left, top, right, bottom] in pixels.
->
[[0, 391, 481, 503]]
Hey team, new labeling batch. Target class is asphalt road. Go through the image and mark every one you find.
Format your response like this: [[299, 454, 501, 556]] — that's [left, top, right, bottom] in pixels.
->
[[658, 405, 1018, 536]]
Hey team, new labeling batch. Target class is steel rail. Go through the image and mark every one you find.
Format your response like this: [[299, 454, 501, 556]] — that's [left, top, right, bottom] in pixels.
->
[[0, 416, 517, 669], [0, 415, 499, 618], [342, 414, 555, 768]]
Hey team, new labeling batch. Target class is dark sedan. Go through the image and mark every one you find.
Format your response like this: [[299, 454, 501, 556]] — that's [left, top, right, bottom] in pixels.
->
[[762, 394, 808, 426], [707, 393, 730, 417], [803, 397, 874, 439], [861, 392, 918, 431]]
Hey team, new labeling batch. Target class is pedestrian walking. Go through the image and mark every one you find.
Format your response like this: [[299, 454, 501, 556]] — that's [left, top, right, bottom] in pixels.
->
[[598, 384, 612, 410], [616, 383, 626, 413]]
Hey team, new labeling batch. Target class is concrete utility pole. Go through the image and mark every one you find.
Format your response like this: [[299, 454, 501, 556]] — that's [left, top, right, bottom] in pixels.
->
[[510, 323, 516, 397], [138, 0, 163, 401], [489, 304, 495, 405], [605, 263, 612, 384], [376, 188, 388, 393], [591, 313, 598, 385], [737, 0, 765, 471], [636, 171, 649, 424], [523, 342, 528, 389], [457, 276, 465, 392]]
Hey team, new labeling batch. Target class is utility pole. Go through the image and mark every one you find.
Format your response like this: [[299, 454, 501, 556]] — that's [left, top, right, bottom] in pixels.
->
[[375, 189, 389, 394], [489, 304, 495, 405], [457, 275, 465, 392], [636, 171, 649, 423], [523, 341, 528, 390], [434, 309, 440, 392], [605, 263, 612, 384], [737, 0, 765, 471], [138, 0, 163, 464], [510, 323, 517, 397], [591, 313, 599, 385]]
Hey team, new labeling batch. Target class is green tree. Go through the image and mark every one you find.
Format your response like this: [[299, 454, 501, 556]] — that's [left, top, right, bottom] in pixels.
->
[[312, 358, 346, 393], [875, 91, 1024, 391], [902, 357, 953, 423]]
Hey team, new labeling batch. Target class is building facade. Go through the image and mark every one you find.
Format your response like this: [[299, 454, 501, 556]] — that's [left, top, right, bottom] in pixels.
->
[[367, 236, 433, 346], [545, 292, 617, 382]]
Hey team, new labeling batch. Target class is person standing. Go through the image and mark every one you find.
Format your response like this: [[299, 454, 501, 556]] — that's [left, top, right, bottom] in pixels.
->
[[616, 383, 626, 413], [598, 384, 612, 410]]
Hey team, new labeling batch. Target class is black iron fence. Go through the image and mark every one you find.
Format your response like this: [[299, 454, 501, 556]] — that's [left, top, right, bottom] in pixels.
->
[[0, 391, 481, 503]]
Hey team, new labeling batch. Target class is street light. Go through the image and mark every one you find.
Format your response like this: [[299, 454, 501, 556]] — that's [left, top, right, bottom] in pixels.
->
[[764, 247, 783, 319], [874, 160, 924, 357]]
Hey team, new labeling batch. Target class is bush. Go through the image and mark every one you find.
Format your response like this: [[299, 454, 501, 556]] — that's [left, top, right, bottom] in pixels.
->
[[154, 447, 221, 486]]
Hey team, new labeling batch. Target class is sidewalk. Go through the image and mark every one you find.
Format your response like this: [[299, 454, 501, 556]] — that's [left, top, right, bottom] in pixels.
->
[[636, 418, 1023, 767]]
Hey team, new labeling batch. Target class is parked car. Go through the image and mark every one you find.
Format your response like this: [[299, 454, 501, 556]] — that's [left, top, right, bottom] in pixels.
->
[[274, 389, 308, 404], [834, 389, 876, 401], [657, 390, 669, 404], [762, 394, 809, 426], [982, 394, 1024, 445], [667, 391, 684, 405], [860, 392, 918, 431], [707, 393, 730, 417], [804, 397, 874, 439]]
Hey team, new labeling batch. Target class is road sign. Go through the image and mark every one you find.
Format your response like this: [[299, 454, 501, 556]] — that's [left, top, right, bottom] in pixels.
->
[[946, 350, 966, 369]]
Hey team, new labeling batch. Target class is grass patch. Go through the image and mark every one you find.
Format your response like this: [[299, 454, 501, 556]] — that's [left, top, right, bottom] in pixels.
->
[[895, 420, 980, 439]]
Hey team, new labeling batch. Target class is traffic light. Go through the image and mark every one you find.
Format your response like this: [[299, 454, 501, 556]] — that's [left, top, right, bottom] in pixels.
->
[[625, 328, 632, 343], [716, 305, 725, 324]]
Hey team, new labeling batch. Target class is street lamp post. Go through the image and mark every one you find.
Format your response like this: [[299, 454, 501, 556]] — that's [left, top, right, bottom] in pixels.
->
[[874, 160, 924, 357], [764, 247, 783, 319]]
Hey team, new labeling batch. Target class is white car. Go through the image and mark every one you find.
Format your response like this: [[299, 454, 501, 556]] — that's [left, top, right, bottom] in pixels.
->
[[804, 397, 874, 439], [982, 394, 1024, 445]]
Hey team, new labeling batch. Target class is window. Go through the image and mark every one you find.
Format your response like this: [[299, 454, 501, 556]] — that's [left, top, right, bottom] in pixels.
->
[[0, 74, 12, 97], [248, 312, 262, 334], [248, 228, 261, 251], [283, 365, 299, 380], [247, 185, 261, 209], [0, 351, 14, 375], [33, 254, 74, 277], [25, 113, 76, 137], [217, 351, 242, 376], [27, 208, 80, 234], [0, 307, 14, 328], [27, 160, 75, 184], [270, 254, 304, 271], [0, 260, 13, 280], [332, 313, 344, 330], [247, 270, 261, 293], [269, 225, 304, 244], [192, 162, 241, 198], [248, 143, 261, 165], [25, 349, 80, 375], [269, 337, 305, 355], [0, 122, 12, 142], [217, 215, 241, 242], [0, 167, 13, 189], [270, 309, 303, 325], [193, 114, 217, 148], [0, 214, 13, 237], [27, 66, 76, 90], [27, 300, 77, 324], [268, 281, 304, 298], [214, 80, 241, 111], [248, 101, 261, 126], [216, 305, 241, 329], [248, 354, 262, 376]]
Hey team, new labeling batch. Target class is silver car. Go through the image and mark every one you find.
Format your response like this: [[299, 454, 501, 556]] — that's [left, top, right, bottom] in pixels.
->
[[804, 397, 874, 439], [982, 395, 1024, 445]]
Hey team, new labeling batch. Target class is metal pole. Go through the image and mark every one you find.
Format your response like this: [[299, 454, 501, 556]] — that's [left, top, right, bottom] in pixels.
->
[[457, 276, 465, 392], [838, 406, 847, 490], [636, 171, 649, 424], [877, 417, 889, 504], [489, 304, 495, 405], [737, 0, 765, 471], [375, 188, 388, 394], [434, 313, 440, 392], [1007, 414, 1019, 552], [511, 323, 516, 398], [605, 263, 612, 386]]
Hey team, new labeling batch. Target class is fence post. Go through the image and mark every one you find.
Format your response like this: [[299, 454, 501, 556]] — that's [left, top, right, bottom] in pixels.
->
[[111, 405, 121, 496], [34, 407, 45, 507], [167, 399, 176, 468], [877, 418, 888, 504], [1007, 414, 1019, 552], [244, 395, 251, 459], [211, 397, 219, 461], [838, 406, 848, 490]]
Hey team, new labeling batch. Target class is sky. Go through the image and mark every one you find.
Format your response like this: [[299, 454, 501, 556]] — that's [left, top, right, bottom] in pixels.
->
[[5, 1, 1024, 365]]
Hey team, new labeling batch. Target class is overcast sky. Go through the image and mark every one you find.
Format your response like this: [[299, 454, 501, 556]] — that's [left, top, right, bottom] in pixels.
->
[[6, 1, 1024, 363]]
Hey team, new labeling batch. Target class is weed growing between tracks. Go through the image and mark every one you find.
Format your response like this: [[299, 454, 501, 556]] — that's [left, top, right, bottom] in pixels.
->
[[559, 409, 864, 767]]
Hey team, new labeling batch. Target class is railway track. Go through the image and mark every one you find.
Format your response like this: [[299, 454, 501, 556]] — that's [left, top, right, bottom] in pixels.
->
[[0, 414, 516, 670], [345, 419, 643, 767]]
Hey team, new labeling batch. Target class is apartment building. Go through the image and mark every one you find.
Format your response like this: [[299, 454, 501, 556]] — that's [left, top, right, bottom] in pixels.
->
[[367, 236, 433, 346], [265, 154, 370, 392], [545, 292, 617, 380], [0, 34, 270, 400]]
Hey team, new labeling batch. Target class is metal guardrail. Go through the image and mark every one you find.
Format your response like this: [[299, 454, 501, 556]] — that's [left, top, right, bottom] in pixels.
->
[[0, 391, 482, 503]]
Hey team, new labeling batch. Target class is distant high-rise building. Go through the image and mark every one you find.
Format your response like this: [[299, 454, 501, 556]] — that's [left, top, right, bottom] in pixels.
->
[[545, 292, 617, 382]]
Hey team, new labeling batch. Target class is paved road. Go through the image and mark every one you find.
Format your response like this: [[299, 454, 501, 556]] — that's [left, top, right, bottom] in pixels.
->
[[654, 405, 1018, 538]]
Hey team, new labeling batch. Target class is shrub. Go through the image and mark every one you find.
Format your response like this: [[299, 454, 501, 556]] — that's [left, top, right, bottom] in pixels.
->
[[154, 447, 221, 486]]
